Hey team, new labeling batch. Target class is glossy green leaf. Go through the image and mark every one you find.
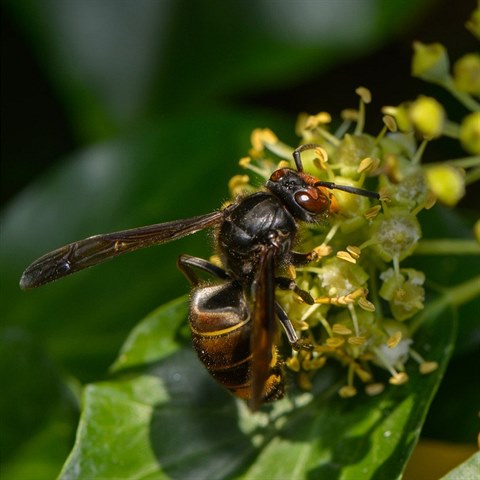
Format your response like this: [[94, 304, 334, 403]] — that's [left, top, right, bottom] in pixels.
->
[[410, 206, 480, 356], [60, 286, 456, 479], [441, 451, 480, 480]]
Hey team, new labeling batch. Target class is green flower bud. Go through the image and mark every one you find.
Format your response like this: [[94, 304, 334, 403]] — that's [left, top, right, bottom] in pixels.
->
[[409, 96, 445, 139], [453, 53, 480, 95], [316, 257, 368, 297], [333, 178, 371, 219], [375, 319, 412, 365], [371, 209, 421, 262], [334, 134, 375, 178], [412, 42, 450, 84], [379, 269, 425, 321], [425, 164, 466, 206], [459, 112, 480, 154], [383, 104, 412, 133], [466, 3, 480, 39], [391, 171, 429, 209]]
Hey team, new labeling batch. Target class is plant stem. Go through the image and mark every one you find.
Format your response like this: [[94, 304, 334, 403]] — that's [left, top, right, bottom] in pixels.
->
[[410, 274, 480, 334], [444, 274, 480, 308], [414, 239, 480, 255]]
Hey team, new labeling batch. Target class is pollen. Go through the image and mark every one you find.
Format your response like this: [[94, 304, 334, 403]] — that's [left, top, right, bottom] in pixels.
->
[[313, 145, 329, 164], [387, 331, 403, 348], [419, 361, 439, 375], [356, 86, 372, 104], [389, 372, 409, 385], [337, 250, 357, 264], [339, 385, 358, 398], [383, 115, 397, 132], [313, 244, 333, 258], [326, 337, 345, 348], [364, 205, 382, 219], [239, 157, 251, 168], [365, 383, 385, 396], [358, 297, 375, 312], [332, 323, 353, 335], [341, 109, 359, 121], [304, 112, 332, 129], [228, 174, 251, 196], [277, 160, 290, 169], [357, 157, 375, 173], [347, 245, 361, 259], [250, 128, 278, 151]]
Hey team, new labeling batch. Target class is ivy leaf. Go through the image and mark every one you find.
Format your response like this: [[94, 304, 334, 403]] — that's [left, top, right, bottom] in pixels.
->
[[441, 451, 480, 480], [60, 289, 456, 479]]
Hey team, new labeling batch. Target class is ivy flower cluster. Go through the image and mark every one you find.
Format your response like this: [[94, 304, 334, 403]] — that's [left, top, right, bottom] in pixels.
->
[[223, 5, 479, 398]]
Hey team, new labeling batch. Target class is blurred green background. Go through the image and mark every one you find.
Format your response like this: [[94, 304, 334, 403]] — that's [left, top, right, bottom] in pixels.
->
[[1, 0, 478, 478]]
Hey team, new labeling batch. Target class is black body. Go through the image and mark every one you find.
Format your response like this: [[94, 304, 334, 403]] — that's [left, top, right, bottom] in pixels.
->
[[217, 191, 297, 282]]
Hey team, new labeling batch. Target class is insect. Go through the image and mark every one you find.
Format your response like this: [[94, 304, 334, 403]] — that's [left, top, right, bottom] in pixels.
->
[[20, 143, 379, 410]]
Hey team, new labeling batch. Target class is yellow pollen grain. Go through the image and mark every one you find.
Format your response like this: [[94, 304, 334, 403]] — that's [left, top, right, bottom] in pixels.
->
[[286, 356, 300, 372], [387, 331, 402, 348], [357, 157, 374, 173], [309, 356, 327, 369], [389, 372, 409, 385], [346, 245, 361, 259], [277, 160, 290, 169], [314, 146, 329, 162], [419, 361, 439, 374], [304, 116, 319, 129], [314, 244, 332, 257], [332, 323, 353, 335], [250, 129, 277, 152], [305, 112, 332, 130], [316, 112, 332, 124], [228, 174, 250, 194], [239, 157, 251, 168], [250, 129, 264, 150], [297, 320, 310, 331], [358, 297, 376, 312], [356, 86, 372, 104], [336, 251, 357, 264], [326, 337, 345, 348], [365, 383, 385, 396], [383, 115, 398, 132], [341, 109, 359, 121], [379, 188, 392, 202], [339, 385, 357, 398], [382, 106, 397, 116], [313, 157, 327, 171], [364, 205, 382, 219], [208, 255, 223, 267]]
